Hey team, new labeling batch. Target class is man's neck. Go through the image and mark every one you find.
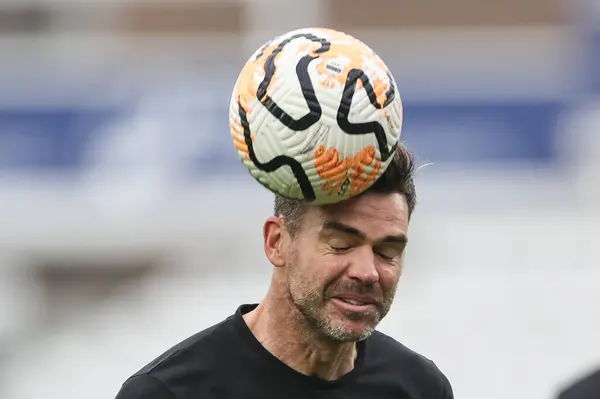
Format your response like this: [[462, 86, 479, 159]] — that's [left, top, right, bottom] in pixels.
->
[[243, 298, 358, 381]]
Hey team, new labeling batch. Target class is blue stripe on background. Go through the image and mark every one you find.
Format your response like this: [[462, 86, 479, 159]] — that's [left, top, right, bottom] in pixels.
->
[[0, 109, 120, 171], [0, 101, 562, 176], [402, 102, 563, 165]]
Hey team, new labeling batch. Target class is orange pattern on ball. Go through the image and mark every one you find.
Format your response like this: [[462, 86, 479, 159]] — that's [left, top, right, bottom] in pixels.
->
[[314, 144, 382, 197]]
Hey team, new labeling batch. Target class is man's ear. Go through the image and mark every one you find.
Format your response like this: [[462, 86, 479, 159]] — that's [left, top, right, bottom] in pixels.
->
[[263, 216, 286, 267]]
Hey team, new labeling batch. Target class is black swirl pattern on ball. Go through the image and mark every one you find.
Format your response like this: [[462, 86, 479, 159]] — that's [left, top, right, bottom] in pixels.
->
[[257, 33, 330, 130], [240, 33, 331, 201], [238, 100, 316, 201], [337, 69, 398, 162]]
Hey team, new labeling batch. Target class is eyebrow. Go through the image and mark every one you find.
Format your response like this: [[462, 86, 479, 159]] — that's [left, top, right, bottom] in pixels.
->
[[321, 221, 408, 245]]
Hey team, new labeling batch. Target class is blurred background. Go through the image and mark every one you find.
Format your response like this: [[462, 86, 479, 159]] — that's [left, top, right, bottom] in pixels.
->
[[0, 0, 599, 398]]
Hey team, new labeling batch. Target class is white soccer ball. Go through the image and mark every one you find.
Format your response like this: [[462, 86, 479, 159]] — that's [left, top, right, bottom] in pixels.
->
[[229, 27, 403, 205]]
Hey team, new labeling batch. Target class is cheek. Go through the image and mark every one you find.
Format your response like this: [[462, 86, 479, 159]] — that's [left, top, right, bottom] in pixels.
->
[[320, 253, 352, 279], [377, 265, 401, 291], [298, 253, 347, 289], [289, 249, 324, 281]]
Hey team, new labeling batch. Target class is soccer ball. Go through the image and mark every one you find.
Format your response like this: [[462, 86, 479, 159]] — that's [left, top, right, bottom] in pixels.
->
[[229, 27, 403, 205]]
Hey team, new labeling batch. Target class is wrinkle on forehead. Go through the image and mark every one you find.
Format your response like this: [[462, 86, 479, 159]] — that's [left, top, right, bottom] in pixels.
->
[[315, 193, 409, 236]]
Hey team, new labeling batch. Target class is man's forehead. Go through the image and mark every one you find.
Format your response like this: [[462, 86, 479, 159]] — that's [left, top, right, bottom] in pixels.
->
[[312, 193, 409, 230]]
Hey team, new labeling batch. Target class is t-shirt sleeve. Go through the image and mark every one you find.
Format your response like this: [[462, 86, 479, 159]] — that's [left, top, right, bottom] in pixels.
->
[[557, 368, 600, 399], [115, 374, 176, 399], [440, 373, 454, 399]]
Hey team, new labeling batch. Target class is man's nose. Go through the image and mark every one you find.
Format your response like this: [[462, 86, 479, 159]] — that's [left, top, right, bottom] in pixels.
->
[[346, 246, 379, 284]]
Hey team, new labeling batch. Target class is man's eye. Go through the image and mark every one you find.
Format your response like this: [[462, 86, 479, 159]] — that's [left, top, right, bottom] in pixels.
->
[[374, 247, 402, 261], [375, 251, 395, 261], [329, 243, 350, 252]]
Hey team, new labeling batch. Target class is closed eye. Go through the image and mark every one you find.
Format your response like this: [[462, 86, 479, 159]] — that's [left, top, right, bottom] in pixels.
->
[[375, 251, 395, 261], [374, 245, 404, 261], [330, 244, 351, 253]]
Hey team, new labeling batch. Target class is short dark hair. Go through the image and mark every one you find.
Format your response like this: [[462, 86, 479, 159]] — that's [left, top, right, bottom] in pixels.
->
[[274, 143, 417, 235]]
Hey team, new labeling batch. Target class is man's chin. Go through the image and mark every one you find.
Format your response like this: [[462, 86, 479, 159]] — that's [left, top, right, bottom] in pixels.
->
[[328, 299, 380, 323], [295, 301, 379, 341], [321, 313, 378, 342], [320, 322, 375, 342]]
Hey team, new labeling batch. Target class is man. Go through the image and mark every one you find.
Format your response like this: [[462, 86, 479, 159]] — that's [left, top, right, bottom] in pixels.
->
[[115, 144, 453, 398]]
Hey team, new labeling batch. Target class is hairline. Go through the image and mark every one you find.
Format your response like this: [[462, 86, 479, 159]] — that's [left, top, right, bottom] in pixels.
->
[[278, 191, 412, 237]]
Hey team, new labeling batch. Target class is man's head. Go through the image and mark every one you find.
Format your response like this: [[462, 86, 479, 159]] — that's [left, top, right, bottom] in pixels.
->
[[263, 144, 416, 343]]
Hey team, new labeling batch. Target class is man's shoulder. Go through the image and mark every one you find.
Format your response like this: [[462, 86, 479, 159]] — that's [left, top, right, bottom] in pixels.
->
[[137, 317, 235, 376], [557, 367, 600, 399], [119, 314, 239, 396], [366, 330, 453, 397]]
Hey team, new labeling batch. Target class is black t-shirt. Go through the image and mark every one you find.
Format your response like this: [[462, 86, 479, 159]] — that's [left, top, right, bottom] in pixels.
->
[[115, 304, 453, 399], [557, 368, 600, 399]]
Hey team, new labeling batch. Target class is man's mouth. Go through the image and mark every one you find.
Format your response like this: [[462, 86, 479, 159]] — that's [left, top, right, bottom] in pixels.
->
[[338, 298, 370, 306], [332, 296, 377, 312]]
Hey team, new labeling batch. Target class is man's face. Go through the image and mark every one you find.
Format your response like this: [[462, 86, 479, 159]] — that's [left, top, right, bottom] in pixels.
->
[[285, 192, 409, 342]]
